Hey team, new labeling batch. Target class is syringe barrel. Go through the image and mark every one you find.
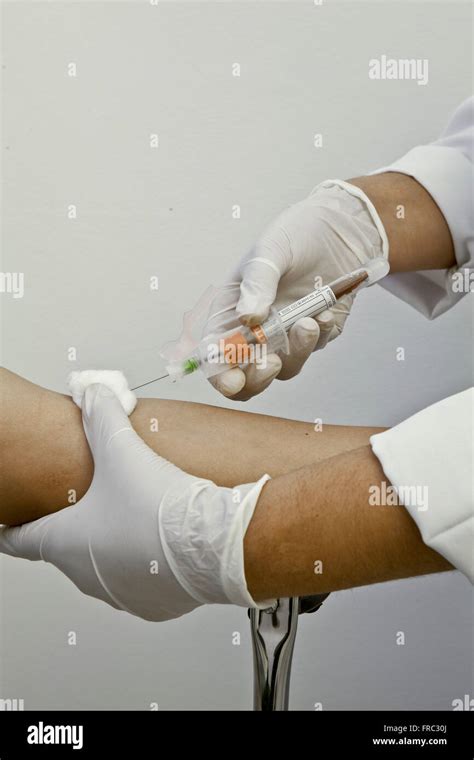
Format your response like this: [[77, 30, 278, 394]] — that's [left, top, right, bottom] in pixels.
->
[[190, 307, 290, 379], [277, 285, 336, 330], [174, 282, 341, 379], [166, 262, 384, 381]]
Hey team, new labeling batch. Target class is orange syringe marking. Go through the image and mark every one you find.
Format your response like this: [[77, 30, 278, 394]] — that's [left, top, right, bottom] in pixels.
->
[[220, 331, 254, 365]]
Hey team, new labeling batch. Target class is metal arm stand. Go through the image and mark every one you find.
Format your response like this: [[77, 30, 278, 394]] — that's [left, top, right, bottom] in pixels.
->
[[249, 594, 329, 711]]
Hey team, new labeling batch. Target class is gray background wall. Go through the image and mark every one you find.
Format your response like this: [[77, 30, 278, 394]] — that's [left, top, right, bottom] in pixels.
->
[[1, 0, 472, 710]]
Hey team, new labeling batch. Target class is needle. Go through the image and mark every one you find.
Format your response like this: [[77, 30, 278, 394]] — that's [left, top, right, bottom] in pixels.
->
[[131, 373, 169, 391]]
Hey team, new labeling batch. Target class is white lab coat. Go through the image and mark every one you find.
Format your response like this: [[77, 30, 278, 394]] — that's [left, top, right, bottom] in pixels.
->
[[368, 97, 474, 583]]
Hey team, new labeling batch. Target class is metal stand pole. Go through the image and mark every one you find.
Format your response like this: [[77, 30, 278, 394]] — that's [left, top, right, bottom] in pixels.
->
[[249, 594, 329, 711]]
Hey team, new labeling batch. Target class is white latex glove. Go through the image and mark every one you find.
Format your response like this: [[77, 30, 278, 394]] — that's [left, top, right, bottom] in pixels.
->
[[0, 374, 272, 622], [212, 180, 388, 399]]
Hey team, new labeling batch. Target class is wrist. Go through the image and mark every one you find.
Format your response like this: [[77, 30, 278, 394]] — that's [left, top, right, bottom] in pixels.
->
[[348, 173, 455, 272], [313, 179, 389, 264], [159, 474, 276, 609]]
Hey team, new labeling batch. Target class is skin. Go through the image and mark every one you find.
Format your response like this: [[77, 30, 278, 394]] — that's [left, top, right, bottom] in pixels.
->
[[246, 172, 457, 597], [0, 368, 452, 600], [0, 367, 383, 524], [349, 173, 456, 272], [246, 447, 451, 599], [0, 172, 456, 599]]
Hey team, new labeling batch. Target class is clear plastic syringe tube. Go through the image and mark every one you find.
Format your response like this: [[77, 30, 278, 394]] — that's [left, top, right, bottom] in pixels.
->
[[276, 267, 369, 331], [165, 258, 389, 381]]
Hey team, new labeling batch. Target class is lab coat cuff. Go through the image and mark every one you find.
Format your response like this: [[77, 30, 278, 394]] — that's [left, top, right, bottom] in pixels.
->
[[369, 145, 473, 318], [369, 388, 474, 584]]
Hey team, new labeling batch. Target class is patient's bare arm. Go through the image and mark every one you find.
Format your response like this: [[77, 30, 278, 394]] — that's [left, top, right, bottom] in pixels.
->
[[0, 368, 451, 598], [245, 445, 452, 599], [0, 368, 379, 525]]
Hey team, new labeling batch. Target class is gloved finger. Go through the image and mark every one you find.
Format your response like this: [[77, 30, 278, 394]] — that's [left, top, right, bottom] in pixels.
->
[[324, 293, 354, 344], [236, 257, 282, 326], [209, 367, 247, 398], [229, 353, 282, 402], [201, 284, 241, 335], [81, 382, 193, 495], [81, 384, 135, 460], [0, 512, 60, 561], [278, 317, 320, 380], [314, 309, 336, 352], [68, 370, 136, 416]]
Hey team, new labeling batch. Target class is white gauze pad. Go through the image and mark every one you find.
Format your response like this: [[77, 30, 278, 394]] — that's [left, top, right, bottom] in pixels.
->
[[67, 370, 137, 416]]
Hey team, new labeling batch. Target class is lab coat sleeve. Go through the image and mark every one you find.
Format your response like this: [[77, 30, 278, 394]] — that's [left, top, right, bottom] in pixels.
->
[[370, 388, 474, 583], [370, 96, 474, 318]]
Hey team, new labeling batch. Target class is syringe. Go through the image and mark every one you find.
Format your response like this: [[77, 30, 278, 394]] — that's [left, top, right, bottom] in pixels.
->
[[131, 257, 389, 389]]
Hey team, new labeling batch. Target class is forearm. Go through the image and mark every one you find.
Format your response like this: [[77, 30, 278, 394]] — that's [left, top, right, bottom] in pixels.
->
[[349, 172, 456, 272], [0, 368, 381, 525], [1, 369, 453, 596], [245, 444, 453, 600]]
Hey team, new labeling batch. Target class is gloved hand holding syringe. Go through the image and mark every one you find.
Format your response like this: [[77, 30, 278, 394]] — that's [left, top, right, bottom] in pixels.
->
[[132, 257, 389, 391]]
